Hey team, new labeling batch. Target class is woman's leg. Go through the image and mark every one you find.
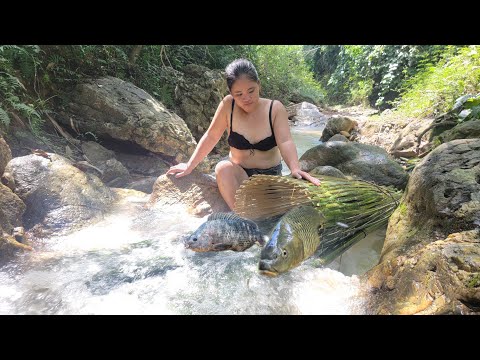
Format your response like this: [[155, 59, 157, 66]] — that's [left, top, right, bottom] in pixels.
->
[[215, 160, 249, 210]]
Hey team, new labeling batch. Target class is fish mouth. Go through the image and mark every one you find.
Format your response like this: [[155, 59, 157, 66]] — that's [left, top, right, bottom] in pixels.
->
[[258, 260, 279, 276], [259, 270, 278, 277], [187, 248, 210, 252], [184, 237, 208, 252], [184, 244, 210, 252]]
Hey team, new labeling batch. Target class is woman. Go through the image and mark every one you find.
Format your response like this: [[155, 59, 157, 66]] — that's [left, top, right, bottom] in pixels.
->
[[166, 58, 320, 210]]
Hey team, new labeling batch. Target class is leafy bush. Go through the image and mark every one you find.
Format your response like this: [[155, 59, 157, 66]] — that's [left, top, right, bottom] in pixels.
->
[[307, 45, 452, 108], [396, 46, 480, 118], [0, 45, 46, 133], [250, 45, 324, 105], [134, 45, 324, 107]]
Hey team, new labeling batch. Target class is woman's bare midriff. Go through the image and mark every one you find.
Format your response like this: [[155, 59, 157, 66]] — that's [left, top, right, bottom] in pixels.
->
[[229, 147, 281, 169]]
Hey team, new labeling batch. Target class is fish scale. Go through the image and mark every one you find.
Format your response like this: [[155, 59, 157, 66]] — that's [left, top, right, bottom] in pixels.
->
[[286, 207, 321, 257]]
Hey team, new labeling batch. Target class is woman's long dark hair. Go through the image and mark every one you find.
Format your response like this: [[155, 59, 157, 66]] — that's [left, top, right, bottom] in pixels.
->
[[225, 59, 259, 91]]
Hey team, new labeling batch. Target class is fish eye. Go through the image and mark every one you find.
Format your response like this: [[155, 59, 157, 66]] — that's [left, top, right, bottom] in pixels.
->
[[282, 249, 288, 258], [192, 237, 198, 242]]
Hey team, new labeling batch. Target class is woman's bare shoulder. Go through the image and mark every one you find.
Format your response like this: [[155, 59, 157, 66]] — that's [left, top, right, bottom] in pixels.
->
[[216, 95, 233, 115], [271, 99, 287, 116], [261, 97, 285, 107], [222, 94, 234, 104]]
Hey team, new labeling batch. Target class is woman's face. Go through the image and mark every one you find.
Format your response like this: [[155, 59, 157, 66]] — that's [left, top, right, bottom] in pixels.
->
[[230, 76, 260, 112]]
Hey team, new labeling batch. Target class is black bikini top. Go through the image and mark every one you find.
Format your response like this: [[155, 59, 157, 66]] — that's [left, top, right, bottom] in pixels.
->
[[227, 99, 277, 152]]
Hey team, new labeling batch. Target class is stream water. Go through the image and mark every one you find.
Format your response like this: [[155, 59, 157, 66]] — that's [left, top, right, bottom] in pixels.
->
[[0, 126, 386, 315]]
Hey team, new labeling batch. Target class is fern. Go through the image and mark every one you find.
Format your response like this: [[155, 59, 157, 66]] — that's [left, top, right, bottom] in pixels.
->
[[6, 94, 20, 104], [13, 102, 41, 119], [0, 107, 10, 127], [8, 74, 26, 91]]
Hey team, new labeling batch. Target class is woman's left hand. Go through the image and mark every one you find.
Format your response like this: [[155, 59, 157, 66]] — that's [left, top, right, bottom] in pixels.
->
[[291, 170, 321, 186]]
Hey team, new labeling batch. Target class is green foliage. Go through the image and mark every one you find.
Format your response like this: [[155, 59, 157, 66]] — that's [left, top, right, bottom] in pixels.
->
[[153, 84, 175, 108], [40, 45, 130, 85], [349, 79, 374, 106], [0, 107, 10, 127], [249, 45, 324, 105], [1, 45, 323, 135], [304, 45, 341, 79], [396, 46, 480, 118], [157, 45, 254, 70], [458, 95, 480, 123], [14, 102, 44, 134], [463, 97, 480, 109], [467, 273, 480, 288], [132, 45, 256, 106], [133, 45, 323, 107], [0, 45, 46, 133], [307, 45, 453, 108]]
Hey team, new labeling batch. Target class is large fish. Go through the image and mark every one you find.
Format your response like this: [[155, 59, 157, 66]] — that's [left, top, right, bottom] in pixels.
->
[[259, 205, 326, 276], [184, 212, 267, 252]]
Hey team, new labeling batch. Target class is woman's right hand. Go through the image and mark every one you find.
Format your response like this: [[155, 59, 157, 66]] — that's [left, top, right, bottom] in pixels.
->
[[166, 163, 192, 178]]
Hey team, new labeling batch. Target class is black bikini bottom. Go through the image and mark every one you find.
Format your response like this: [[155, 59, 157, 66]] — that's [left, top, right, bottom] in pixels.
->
[[241, 163, 283, 177]]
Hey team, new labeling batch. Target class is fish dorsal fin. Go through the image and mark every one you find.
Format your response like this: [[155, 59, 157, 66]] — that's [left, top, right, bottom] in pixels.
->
[[207, 212, 245, 222]]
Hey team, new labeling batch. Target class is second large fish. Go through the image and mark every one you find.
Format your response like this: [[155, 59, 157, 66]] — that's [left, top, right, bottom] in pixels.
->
[[259, 205, 326, 276], [184, 212, 267, 252]]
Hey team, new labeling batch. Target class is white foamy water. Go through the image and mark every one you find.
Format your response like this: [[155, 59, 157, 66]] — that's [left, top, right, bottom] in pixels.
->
[[0, 128, 385, 315], [0, 197, 382, 315]]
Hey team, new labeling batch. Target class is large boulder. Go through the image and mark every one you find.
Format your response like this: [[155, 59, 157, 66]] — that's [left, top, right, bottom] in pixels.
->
[[299, 141, 408, 189], [363, 139, 480, 314], [388, 118, 439, 158], [173, 64, 229, 155], [0, 182, 29, 262], [148, 170, 229, 217], [379, 139, 480, 262], [115, 152, 169, 177], [81, 141, 131, 186], [6, 154, 115, 235], [438, 120, 480, 143], [309, 165, 347, 179], [0, 135, 12, 175], [364, 230, 480, 315], [320, 116, 358, 142], [0, 230, 32, 262], [357, 115, 452, 159], [286, 102, 328, 128], [58, 76, 196, 163], [0, 183, 25, 233]]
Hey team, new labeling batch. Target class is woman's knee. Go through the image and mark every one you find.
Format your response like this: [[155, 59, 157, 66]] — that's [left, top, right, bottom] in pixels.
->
[[215, 160, 234, 177]]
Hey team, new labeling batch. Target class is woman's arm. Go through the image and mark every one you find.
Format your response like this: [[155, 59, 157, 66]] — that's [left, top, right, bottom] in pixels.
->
[[166, 96, 230, 177], [273, 101, 321, 186]]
